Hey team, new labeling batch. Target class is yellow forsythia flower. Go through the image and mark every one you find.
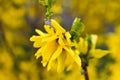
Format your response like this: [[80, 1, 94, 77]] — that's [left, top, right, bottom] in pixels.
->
[[90, 35, 108, 58], [30, 19, 81, 72], [75, 34, 108, 58]]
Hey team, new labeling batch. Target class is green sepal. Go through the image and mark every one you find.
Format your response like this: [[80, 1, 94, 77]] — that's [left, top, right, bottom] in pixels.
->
[[70, 18, 84, 40]]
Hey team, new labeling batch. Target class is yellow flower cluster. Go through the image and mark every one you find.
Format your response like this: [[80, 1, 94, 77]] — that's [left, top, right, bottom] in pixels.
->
[[30, 18, 109, 73], [30, 19, 81, 72]]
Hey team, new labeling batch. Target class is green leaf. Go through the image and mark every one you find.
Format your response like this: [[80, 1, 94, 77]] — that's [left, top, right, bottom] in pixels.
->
[[70, 18, 84, 40]]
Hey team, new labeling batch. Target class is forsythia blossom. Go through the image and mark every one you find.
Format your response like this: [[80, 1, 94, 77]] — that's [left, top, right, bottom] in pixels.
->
[[89, 35, 108, 58], [30, 19, 81, 72], [76, 35, 108, 58]]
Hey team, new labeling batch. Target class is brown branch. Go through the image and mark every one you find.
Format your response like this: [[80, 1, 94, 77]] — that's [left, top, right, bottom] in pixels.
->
[[81, 58, 89, 80]]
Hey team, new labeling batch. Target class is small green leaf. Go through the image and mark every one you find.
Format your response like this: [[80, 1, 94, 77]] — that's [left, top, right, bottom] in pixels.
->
[[70, 18, 84, 40]]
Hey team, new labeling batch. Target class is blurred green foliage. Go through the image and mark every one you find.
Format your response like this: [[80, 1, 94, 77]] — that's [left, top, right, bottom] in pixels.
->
[[0, 0, 120, 80]]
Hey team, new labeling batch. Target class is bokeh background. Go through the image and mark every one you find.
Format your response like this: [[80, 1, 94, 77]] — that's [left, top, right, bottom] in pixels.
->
[[0, 0, 120, 80]]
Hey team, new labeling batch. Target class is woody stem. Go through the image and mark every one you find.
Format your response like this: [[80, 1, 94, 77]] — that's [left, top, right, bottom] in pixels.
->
[[81, 58, 89, 80]]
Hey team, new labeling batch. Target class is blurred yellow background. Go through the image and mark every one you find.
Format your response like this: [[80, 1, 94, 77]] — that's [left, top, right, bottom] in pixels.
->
[[0, 0, 120, 80]]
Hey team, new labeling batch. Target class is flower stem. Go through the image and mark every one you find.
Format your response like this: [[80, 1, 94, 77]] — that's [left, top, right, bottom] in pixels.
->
[[81, 58, 89, 80], [39, 0, 54, 19]]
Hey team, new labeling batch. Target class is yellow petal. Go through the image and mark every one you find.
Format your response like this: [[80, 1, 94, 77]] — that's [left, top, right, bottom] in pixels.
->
[[30, 35, 49, 48], [32, 35, 56, 44], [90, 49, 109, 58], [51, 19, 66, 34], [41, 60, 48, 67], [58, 35, 65, 46], [33, 41, 43, 48], [30, 36, 40, 41], [79, 38, 88, 54], [30, 35, 48, 42], [66, 63, 74, 71], [91, 35, 97, 45], [65, 54, 74, 71], [91, 34, 98, 49], [64, 46, 81, 67], [65, 32, 71, 38], [47, 59, 57, 71], [65, 32, 72, 45], [35, 49, 41, 59], [47, 60, 52, 71], [40, 40, 58, 67], [57, 53, 66, 72], [44, 25, 54, 34], [43, 35, 58, 42], [47, 45, 62, 71], [50, 45, 63, 61], [35, 48, 42, 59], [35, 29, 45, 35]]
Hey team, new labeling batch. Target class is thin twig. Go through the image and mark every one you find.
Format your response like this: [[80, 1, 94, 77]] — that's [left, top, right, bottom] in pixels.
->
[[81, 58, 89, 80]]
